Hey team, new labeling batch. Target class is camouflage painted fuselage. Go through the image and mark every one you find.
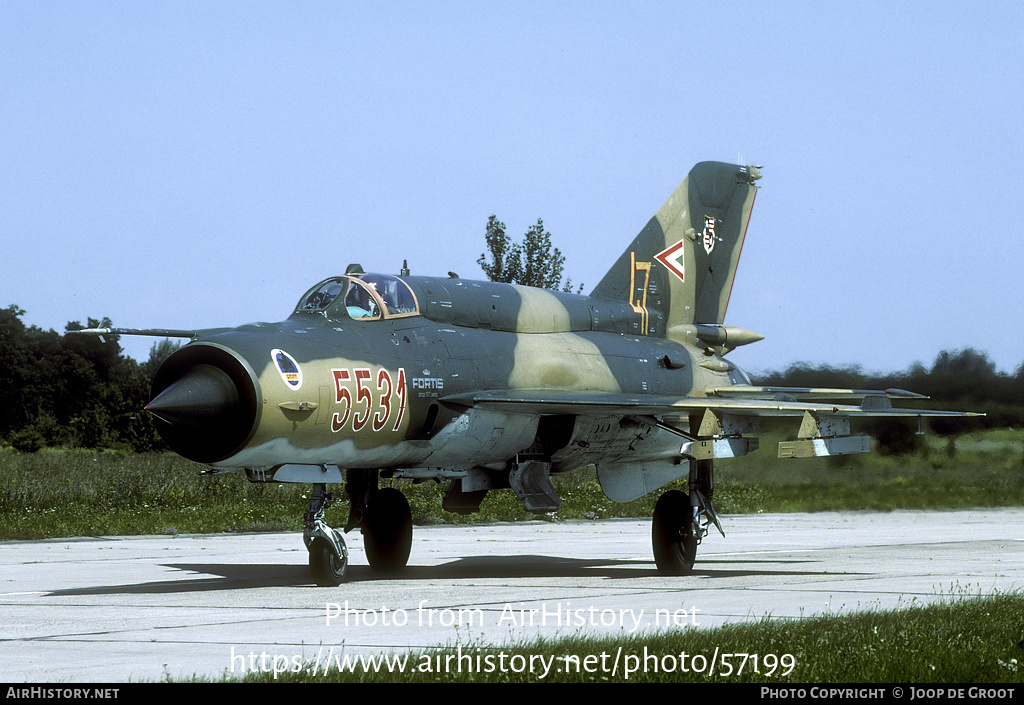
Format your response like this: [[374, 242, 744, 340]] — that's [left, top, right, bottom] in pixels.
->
[[148, 162, 763, 503]]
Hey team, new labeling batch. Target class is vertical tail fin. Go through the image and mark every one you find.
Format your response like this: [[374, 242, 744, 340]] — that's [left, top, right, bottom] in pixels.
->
[[591, 162, 760, 337]]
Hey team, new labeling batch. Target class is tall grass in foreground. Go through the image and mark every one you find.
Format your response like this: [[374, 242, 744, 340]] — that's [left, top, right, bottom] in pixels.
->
[[1, 427, 1022, 540], [223, 591, 1024, 683]]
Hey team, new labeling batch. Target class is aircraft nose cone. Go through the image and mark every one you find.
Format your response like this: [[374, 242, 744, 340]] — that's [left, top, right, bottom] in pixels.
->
[[147, 343, 261, 464], [146, 364, 240, 426]]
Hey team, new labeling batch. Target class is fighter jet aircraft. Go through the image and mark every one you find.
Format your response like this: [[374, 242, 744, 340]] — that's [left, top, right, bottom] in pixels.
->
[[73, 161, 975, 586]]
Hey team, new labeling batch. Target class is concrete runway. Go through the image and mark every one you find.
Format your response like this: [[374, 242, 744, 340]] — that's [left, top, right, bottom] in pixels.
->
[[1, 508, 1022, 682]]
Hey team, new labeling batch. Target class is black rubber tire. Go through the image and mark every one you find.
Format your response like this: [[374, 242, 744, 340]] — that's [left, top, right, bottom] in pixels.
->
[[363, 487, 413, 573], [309, 535, 347, 587], [652, 489, 697, 575]]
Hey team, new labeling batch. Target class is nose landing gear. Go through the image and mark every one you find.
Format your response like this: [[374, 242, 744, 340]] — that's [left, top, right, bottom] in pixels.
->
[[304, 483, 348, 587], [302, 471, 414, 586]]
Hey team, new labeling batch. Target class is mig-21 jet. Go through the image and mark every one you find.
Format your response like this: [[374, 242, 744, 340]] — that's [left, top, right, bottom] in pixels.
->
[[73, 161, 975, 586]]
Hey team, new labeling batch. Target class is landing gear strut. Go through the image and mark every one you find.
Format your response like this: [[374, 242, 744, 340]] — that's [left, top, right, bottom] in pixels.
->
[[304, 483, 348, 587]]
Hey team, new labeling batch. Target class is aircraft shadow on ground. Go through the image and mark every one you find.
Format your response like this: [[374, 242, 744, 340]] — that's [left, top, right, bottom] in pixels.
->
[[44, 555, 858, 596]]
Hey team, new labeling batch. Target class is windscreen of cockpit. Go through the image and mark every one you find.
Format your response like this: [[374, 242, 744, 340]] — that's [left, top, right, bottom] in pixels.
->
[[298, 279, 346, 312]]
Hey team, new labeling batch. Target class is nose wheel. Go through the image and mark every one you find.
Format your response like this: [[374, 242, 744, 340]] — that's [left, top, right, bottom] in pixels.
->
[[308, 532, 348, 586], [304, 483, 348, 586]]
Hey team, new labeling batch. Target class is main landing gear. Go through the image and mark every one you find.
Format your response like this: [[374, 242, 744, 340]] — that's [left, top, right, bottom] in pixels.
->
[[361, 487, 413, 573], [651, 459, 723, 575], [302, 471, 414, 587]]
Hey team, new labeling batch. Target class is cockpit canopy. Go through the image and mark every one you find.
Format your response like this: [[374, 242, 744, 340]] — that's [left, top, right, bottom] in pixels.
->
[[295, 273, 419, 321]]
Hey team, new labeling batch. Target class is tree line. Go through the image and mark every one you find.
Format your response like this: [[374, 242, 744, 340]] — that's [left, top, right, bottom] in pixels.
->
[[756, 348, 1024, 432], [0, 304, 176, 452]]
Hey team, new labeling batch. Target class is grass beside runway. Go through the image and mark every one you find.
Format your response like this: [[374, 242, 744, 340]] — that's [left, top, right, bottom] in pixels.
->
[[208, 590, 1024, 683], [0, 428, 1022, 540]]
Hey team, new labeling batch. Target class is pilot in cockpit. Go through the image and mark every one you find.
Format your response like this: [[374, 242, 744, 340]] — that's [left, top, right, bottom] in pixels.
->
[[345, 281, 379, 319]]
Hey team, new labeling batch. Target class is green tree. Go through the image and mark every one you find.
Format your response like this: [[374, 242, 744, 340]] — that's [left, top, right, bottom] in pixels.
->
[[478, 216, 580, 292], [0, 305, 32, 438], [0, 305, 166, 450], [478, 216, 516, 284]]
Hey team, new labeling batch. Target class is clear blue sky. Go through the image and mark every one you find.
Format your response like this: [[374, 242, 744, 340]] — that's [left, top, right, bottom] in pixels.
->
[[3, 2, 1022, 377]]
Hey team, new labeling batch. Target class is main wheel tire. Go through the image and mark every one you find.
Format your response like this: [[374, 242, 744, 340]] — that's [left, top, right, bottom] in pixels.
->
[[652, 489, 697, 575], [363, 487, 413, 573], [309, 535, 347, 587]]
